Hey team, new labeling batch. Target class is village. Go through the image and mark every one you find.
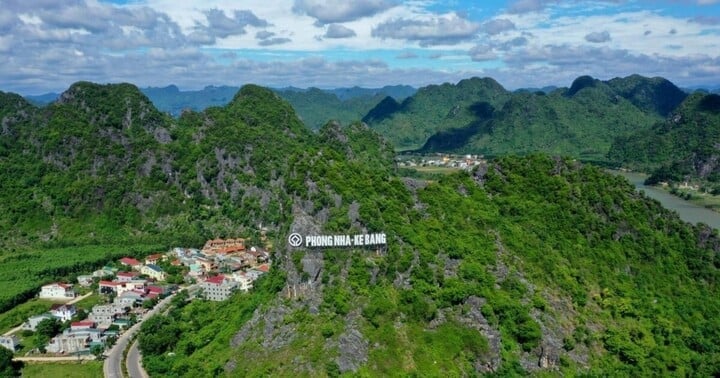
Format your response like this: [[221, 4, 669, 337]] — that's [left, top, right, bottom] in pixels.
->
[[396, 153, 486, 171], [0, 237, 270, 358]]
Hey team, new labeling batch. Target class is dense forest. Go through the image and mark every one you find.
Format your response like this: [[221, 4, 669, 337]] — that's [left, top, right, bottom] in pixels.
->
[[2, 82, 720, 376], [608, 92, 720, 185], [363, 74, 687, 160]]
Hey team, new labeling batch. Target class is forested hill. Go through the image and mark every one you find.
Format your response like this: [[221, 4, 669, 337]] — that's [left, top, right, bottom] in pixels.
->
[[2, 82, 720, 376], [364, 75, 686, 158], [608, 92, 720, 184], [136, 84, 414, 130], [0, 82, 392, 249]]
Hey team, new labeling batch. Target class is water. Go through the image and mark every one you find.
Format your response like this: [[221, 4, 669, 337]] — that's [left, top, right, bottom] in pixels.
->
[[612, 170, 720, 230]]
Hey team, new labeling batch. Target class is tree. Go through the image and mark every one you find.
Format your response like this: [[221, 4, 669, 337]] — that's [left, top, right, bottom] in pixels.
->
[[90, 344, 105, 360], [36, 318, 61, 339], [0, 347, 18, 377]]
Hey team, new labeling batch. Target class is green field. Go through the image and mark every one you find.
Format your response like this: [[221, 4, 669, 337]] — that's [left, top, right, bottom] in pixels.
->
[[0, 299, 54, 334], [0, 244, 162, 315], [413, 166, 461, 174], [21, 361, 103, 378]]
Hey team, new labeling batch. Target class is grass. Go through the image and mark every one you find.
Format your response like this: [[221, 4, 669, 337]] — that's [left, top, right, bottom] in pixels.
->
[[73, 293, 108, 312], [414, 166, 461, 174], [0, 299, 54, 334], [666, 187, 720, 212], [0, 244, 162, 314], [20, 361, 104, 378]]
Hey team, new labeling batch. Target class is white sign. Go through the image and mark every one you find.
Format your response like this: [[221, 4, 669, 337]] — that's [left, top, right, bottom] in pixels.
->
[[287, 232, 387, 248]]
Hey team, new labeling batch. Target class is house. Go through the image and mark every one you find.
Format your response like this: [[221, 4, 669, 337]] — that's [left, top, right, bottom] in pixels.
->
[[195, 258, 216, 272], [46, 332, 89, 354], [77, 275, 94, 287], [70, 320, 95, 331], [116, 271, 140, 282], [245, 269, 266, 280], [145, 253, 165, 265], [119, 280, 147, 296], [229, 272, 254, 292], [46, 327, 105, 354], [89, 304, 125, 325], [92, 268, 114, 278], [39, 283, 75, 300], [141, 264, 166, 281], [99, 280, 123, 294], [200, 275, 238, 301], [114, 291, 143, 307], [50, 304, 77, 322], [119, 257, 142, 270], [22, 313, 56, 331], [0, 335, 19, 352], [202, 238, 245, 255], [256, 263, 270, 273]]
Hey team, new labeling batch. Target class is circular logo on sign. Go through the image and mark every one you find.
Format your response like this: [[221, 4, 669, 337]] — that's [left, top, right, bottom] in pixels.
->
[[288, 233, 303, 247]]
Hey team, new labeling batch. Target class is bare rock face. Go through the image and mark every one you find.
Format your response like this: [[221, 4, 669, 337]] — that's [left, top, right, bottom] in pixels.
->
[[460, 296, 502, 373], [336, 326, 369, 373]]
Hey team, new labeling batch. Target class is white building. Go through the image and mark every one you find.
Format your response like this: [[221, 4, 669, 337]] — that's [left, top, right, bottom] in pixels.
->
[[88, 304, 126, 325], [39, 283, 75, 299], [229, 272, 254, 292], [200, 275, 238, 301], [50, 304, 77, 322], [22, 313, 57, 331], [0, 335, 19, 351]]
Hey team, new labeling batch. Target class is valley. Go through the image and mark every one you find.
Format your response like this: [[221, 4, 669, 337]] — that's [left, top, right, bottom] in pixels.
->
[[1, 76, 719, 377]]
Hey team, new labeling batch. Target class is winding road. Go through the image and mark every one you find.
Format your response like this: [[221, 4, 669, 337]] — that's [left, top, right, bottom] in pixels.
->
[[126, 340, 149, 378], [103, 292, 177, 378]]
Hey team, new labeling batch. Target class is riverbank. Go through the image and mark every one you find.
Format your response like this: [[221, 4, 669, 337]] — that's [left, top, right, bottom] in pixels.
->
[[610, 170, 720, 230]]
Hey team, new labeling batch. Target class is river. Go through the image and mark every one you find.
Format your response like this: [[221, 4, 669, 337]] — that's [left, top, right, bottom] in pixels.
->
[[612, 171, 720, 230]]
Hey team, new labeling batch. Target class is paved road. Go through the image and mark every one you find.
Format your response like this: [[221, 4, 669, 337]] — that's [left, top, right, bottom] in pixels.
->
[[103, 292, 177, 378], [14, 355, 95, 362], [126, 340, 149, 378], [2, 324, 22, 337], [67, 291, 94, 305]]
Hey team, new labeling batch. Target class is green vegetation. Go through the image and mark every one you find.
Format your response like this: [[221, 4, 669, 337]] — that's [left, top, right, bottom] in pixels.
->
[[0, 299, 53, 334], [0, 245, 161, 315], [609, 93, 720, 186], [2, 80, 720, 376], [364, 75, 684, 159], [138, 84, 415, 130], [20, 361, 103, 378]]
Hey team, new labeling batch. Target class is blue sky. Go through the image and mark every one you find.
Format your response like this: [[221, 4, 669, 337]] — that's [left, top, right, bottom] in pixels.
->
[[1, 0, 719, 94]]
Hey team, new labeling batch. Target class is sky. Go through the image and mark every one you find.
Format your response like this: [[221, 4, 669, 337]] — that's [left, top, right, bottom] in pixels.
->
[[1, 0, 720, 94]]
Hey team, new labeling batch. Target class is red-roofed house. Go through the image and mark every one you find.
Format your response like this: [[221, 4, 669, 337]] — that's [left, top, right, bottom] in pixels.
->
[[256, 263, 270, 273], [201, 275, 238, 301], [119, 257, 142, 270], [99, 280, 123, 294], [71, 320, 95, 330], [116, 271, 139, 282], [39, 283, 76, 299], [145, 253, 165, 265], [202, 238, 245, 255]]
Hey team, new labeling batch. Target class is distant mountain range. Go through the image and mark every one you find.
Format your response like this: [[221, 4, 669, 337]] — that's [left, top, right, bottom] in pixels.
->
[[363, 74, 688, 160], [20, 75, 720, 185], [23, 84, 416, 131]]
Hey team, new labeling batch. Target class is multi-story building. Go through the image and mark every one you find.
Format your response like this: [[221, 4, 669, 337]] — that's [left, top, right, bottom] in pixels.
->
[[200, 275, 238, 301], [39, 283, 75, 299]]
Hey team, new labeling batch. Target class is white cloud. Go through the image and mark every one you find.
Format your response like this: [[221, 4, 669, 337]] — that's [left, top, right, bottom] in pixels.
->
[[292, 0, 397, 25], [585, 30, 611, 43], [324, 24, 357, 39], [372, 13, 481, 46]]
